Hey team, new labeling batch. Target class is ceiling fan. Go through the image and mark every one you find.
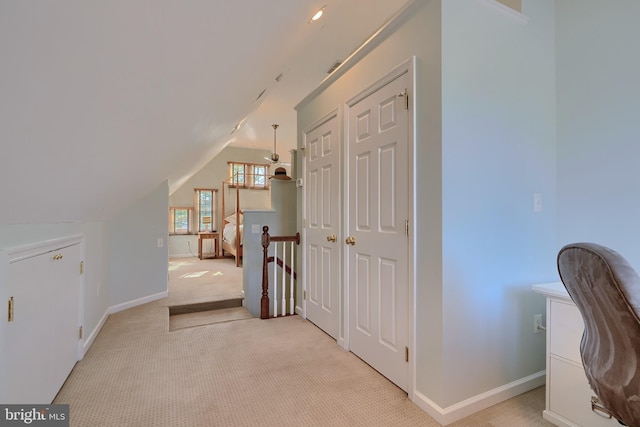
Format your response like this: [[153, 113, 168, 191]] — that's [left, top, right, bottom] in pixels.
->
[[264, 124, 291, 166]]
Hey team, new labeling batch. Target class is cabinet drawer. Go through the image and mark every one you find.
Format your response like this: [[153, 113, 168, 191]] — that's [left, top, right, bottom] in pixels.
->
[[549, 358, 620, 427], [549, 300, 583, 363]]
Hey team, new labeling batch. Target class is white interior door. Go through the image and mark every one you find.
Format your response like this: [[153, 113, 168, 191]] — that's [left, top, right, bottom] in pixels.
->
[[304, 113, 340, 339], [347, 71, 409, 391]]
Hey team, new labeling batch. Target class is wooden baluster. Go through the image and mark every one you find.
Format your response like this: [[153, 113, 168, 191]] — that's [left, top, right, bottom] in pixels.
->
[[260, 226, 270, 319]]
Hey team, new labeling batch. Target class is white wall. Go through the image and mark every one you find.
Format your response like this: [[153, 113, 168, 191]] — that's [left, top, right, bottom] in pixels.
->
[[170, 145, 274, 213], [297, 0, 556, 416], [440, 0, 556, 406], [168, 234, 199, 258], [556, 0, 640, 269], [1, 180, 169, 351], [107, 180, 169, 306]]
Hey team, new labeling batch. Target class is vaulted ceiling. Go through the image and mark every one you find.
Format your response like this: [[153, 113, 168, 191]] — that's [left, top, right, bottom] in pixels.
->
[[0, 0, 411, 224]]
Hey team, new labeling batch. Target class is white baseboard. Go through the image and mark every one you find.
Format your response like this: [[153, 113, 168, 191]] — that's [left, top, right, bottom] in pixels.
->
[[81, 309, 109, 358], [169, 253, 195, 258], [412, 370, 545, 425], [109, 291, 169, 314], [542, 409, 573, 427]]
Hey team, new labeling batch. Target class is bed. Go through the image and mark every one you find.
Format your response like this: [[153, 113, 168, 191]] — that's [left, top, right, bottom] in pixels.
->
[[221, 178, 244, 267], [221, 212, 243, 266]]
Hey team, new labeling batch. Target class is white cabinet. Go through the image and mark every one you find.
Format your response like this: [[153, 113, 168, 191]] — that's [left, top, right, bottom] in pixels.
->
[[533, 282, 620, 427], [0, 235, 83, 404]]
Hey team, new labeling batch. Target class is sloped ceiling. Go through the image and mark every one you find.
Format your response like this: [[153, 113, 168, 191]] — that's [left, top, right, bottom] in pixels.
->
[[0, 0, 411, 224]]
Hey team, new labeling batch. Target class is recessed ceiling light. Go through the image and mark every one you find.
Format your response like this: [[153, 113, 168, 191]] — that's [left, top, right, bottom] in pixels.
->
[[310, 5, 326, 22]]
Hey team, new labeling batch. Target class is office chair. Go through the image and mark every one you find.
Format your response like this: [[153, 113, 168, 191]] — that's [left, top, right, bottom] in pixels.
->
[[558, 242, 640, 426]]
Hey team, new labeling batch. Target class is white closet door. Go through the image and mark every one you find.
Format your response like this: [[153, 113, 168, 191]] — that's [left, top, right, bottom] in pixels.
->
[[5, 251, 57, 403], [52, 243, 81, 392], [3, 242, 81, 404], [347, 70, 410, 391], [305, 113, 340, 339]]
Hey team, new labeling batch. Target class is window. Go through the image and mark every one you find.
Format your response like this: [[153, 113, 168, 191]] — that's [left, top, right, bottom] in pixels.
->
[[228, 161, 270, 189], [169, 207, 193, 235], [194, 188, 218, 232]]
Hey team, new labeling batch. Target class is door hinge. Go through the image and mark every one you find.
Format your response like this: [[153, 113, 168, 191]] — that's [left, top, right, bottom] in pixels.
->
[[405, 220, 409, 236], [80, 261, 84, 274], [398, 88, 409, 110], [301, 146, 306, 157], [303, 290, 306, 300], [405, 346, 409, 362], [79, 326, 83, 340], [8, 297, 14, 322]]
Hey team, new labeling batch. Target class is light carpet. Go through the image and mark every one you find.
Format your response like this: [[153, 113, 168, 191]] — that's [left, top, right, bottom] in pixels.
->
[[54, 305, 550, 426], [165, 257, 243, 307], [53, 257, 551, 426]]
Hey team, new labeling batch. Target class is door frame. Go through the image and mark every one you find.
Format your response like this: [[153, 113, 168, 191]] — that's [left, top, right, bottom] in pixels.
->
[[301, 107, 346, 346], [342, 57, 416, 397]]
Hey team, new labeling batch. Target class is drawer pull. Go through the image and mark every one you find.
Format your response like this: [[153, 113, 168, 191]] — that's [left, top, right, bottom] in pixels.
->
[[591, 396, 613, 419]]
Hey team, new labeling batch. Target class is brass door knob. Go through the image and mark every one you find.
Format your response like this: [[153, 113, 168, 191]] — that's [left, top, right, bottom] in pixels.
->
[[326, 234, 337, 242], [345, 236, 356, 245]]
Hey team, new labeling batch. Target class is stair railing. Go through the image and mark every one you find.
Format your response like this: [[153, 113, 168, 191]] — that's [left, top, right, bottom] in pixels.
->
[[260, 226, 300, 319]]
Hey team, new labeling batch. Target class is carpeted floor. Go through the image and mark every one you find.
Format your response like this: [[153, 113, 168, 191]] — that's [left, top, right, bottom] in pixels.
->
[[52, 257, 552, 426], [165, 257, 243, 306]]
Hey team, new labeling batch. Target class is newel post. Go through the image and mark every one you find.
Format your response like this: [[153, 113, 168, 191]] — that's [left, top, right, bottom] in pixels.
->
[[260, 226, 270, 319]]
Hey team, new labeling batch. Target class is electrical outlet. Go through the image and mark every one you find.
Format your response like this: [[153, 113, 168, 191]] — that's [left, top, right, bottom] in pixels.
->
[[534, 313, 544, 334], [157, 238, 164, 248], [252, 224, 261, 233]]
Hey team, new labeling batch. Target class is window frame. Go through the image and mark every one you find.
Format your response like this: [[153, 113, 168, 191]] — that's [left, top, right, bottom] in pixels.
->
[[168, 207, 194, 235], [227, 161, 270, 190], [194, 188, 218, 233]]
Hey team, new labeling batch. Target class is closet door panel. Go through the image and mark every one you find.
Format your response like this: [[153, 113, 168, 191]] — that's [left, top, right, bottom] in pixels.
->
[[53, 244, 81, 393], [2, 237, 82, 404], [5, 252, 56, 403]]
